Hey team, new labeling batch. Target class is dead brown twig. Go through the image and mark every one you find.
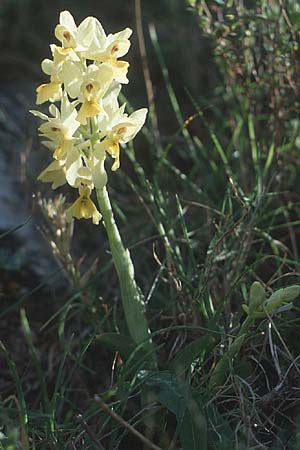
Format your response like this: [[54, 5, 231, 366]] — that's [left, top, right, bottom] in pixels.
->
[[95, 396, 163, 450]]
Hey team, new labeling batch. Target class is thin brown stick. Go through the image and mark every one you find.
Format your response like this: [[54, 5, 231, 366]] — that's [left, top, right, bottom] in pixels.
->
[[135, 0, 162, 154], [95, 396, 163, 450], [76, 414, 107, 450]]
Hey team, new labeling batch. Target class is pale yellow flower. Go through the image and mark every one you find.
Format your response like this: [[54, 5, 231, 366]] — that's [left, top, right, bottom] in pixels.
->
[[64, 146, 83, 187], [38, 160, 66, 189], [54, 10, 80, 49], [55, 10, 106, 53], [82, 28, 132, 84], [98, 107, 148, 170], [36, 82, 62, 105], [36, 45, 80, 105], [65, 184, 101, 225], [65, 140, 108, 190], [73, 166, 94, 189], [61, 63, 114, 124], [42, 45, 80, 80], [31, 94, 80, 160]]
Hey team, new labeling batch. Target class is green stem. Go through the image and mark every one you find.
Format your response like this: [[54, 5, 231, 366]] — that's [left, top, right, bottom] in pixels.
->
[[97, 187, 156, 363], [209, 315, 254, 390]]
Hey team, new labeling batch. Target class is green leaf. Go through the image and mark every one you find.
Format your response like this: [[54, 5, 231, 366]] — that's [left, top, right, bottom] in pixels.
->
[[207, 405, 234, 449], [265, 285, 300, 312], [97, 333, 136, 361], [140, 371, 207, 450], [97, 333, 152, 375], [180, 391, 207, 450], [169, 335, 218, 375], [145, 371, 186, 419]]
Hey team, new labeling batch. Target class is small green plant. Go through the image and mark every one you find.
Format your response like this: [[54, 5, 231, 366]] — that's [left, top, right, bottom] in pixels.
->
[[210, 282, 300, 390]]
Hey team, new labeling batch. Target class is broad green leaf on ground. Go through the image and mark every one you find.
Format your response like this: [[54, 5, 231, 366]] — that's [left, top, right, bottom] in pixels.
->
[[139, 371, 207, 450], [169, 334, 218, 375], [206, 405, 235, 450], [97, 333, 154, 375], [97, 333, 136, 361]]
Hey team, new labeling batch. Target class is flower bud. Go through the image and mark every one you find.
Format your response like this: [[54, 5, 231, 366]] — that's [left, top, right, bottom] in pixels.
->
[[249, 281, 265, 314], [265, 285, 300, 313]]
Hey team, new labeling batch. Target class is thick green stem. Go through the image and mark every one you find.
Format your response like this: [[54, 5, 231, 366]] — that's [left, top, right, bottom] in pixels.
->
[[97, 187, 156, 363]]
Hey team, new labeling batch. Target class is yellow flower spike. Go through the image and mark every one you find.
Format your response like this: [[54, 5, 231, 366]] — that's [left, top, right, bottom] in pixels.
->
[[33, 11, 148, 224], [36, 82, 62, 104]]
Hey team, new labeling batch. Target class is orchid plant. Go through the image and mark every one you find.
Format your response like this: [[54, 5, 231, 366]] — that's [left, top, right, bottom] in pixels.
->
[[32, 11, 155, 361]]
